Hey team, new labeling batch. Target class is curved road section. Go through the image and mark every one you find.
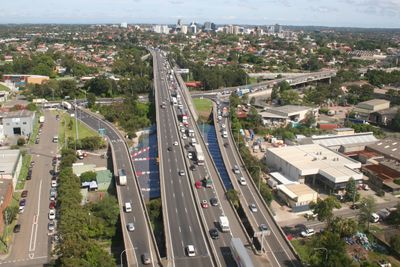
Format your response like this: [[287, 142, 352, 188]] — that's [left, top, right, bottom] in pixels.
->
[[73, 108, 159, 267]]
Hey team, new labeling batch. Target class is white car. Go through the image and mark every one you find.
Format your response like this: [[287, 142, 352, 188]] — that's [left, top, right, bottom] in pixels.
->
[[188, 152, 193, 159], [182, 134, 187, 140], [173, 141, 178, 146], [127, 223, 135, 232], [238, 176, 247, 186], [249, 203, 258, 212], [49, 210, 56, 220], [186, 245, 195, 257], [301, 228, 315, 237], [51, 180, 57, 188], [179, 170, 185, 176], [221, 124, 226, 129]]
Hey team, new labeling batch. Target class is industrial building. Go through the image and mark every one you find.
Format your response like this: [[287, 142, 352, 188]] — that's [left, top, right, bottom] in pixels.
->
[[259, 105, 319, 127], [276, 183, 318, 212], [265, 144, 363, 191], [0, 149, 22, 188], [0, 110, 35, 140], [2, 74, 49, 88], [353, 99, 391, 119]]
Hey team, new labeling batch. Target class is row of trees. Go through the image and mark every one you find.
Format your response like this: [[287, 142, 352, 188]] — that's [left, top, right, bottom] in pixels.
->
[[366, 69, 400, 87], [55, 148, 119, 266]]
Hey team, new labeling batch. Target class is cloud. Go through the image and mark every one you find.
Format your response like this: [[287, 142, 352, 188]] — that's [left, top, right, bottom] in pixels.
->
[[341, 0, 400, 17], [310, 5, 339, 13]]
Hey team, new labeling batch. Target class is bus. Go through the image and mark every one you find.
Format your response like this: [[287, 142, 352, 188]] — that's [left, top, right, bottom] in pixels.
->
[[193, 144, 204, 165]]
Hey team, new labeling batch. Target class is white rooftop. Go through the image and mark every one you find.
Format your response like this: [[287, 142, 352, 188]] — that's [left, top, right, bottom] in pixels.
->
[[0, 149, 20, 175], [308, 132, 377, 148], [267, 144, 363, 183]]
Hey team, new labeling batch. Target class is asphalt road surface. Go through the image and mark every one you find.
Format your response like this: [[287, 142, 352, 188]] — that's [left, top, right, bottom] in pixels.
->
[[0, 110, 58, 267]]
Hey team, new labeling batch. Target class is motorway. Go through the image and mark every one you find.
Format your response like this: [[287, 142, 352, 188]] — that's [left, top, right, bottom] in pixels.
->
[[73, 108, 158, 267], [154, 51, 215, 267], [0, 110, 58, 267], [214, 101, 301, 267]]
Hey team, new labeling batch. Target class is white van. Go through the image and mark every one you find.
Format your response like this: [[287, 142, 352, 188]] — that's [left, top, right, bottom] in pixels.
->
[[125, 202, 132, 213], [370, 213, 379, 223]]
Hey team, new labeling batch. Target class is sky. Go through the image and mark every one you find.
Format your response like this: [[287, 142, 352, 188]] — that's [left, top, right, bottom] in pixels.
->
[[1, 0, 400, 28]]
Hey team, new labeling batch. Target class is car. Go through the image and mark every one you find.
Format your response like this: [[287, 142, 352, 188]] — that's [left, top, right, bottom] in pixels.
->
[[51, 176, 57, 181], [173, 141, 178, 146], [35, 138, 39, 144], [167, 146, 172, 151], [186, 245, 195, 257], [190, 165, 197, 171], [201, 200, 209, 208], [125, 202, 132, 213], [188, 152, 193, 159], [221, 124, 226, 129], [233, 165, 240, 174], [127, 223, 135, 232], [179, 170, 185, 176], [195, 181, 202, 189], [26, 173, 32, 180], [223, 143, 229, 148], [48, 221, 55, 231], [259, 224, 268, 232], [180, 127, 185, 133], [209, 228, 219, 239], [21, 190, 28, 198], [238, 176, 247, 186], [18, 206, 25, 213], [49, 201, 56, 210], [182, 134, 187, 139], [13, 224, 21, 233], [51, 180, 57, 188], [49, 210, 56, 220], [141, 253, 151, 265], [184, 144, 190, 149], [249, 204, 258, 213], [19, 199, 26, 207], [301, 228, 315, 237], [210, 197, 218, 206]]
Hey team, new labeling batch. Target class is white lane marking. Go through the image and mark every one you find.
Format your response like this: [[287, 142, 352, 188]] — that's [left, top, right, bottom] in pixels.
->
[[189, 225, 192, 232], [29, 179, 42, 252], [185, 207, 188, 214], [179, 226, 181, 233]]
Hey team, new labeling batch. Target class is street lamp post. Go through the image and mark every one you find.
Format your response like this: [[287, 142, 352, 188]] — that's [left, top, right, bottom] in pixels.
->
[[120, 248, 134, 267], [254, 165, 262, 192]]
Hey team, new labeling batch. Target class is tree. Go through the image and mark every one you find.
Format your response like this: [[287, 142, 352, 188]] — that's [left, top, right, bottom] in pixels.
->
[[3, 206, 18, 225], [358, 196, 376, 231], [345, 177, 360, 204], [390, 234, 400, 254], [310, 196, 341, 224], [87, 93, 96, 109], [280, 90, 301, 105], [328, 217, 358, 237], [80, 171, 97, 183], [386, 202, 400, 225], [226, 189, 240, 208], [17, 137, 26, 146], [391, 109, 400, 131], [303, 111, 316, 128]]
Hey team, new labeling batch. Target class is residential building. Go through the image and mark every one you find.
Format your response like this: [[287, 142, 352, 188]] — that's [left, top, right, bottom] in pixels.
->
[[0, 110, 35, 139], [265, 144, 363, 191]]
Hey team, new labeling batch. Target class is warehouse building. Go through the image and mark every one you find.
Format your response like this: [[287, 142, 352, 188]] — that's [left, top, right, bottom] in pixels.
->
[[265, 144, 363, 191], [0, 110, 35, 139], [2, 74, 49, 88], [353, 99, 390, 120], [259, 105, 319, 127], [0, 149, 22, 188], [276, 183, 318, 212]]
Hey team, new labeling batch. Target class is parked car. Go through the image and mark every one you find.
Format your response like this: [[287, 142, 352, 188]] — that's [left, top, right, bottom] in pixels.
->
[[48, 221, 55, 231], [301, 228, 315, 237], [49, 201, 56, 210], [48, 210, 56, 220], [21, 190, 28, 198], [13, 224, 21, 233], [19, 199, 26, 207]]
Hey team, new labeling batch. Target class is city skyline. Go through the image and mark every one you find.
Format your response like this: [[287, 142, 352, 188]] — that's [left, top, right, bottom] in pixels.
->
[[1, 0, 400, 28]]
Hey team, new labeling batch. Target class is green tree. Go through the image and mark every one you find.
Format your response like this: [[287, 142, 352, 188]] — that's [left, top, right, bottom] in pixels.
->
[[3, 206, 18, 225], [17, 137, 26, 146], [280, 90, 300, 105], [328, 217, 358, 237], [358, 196, 376, 231], [226, 189, 240, 208], [386, 202, 400, 225], [345, 177, 360, 204], [303, 111, 316, 128], [87, 93, 96, 109], [390, 234, 400, 254], [391, 109, 400, 131], [310, 196, 341, 224], [80, 171, 97, 183]]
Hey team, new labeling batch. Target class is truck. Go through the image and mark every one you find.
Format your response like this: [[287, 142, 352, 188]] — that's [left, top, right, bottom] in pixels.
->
[[203, 175, 212, 188], [193, 144, 204, 166], [39, 116, 45, 123], [219, 216, 230, 232], [118, 169, 127, 186], [230, 238, 254, 267], [62, 101, 72, 110]]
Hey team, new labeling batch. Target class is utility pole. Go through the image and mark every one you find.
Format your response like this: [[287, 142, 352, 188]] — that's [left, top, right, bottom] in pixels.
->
[[74, 98, 79, 150]]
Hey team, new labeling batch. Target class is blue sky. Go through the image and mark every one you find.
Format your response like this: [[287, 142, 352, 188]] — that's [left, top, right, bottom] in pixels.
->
[[1, 0, 400, 28]]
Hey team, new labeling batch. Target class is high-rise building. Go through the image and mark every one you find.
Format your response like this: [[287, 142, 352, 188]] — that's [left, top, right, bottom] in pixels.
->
[[181, 25, 188, 34], [204, 21, 212, 32], [153, 25, 162, 33], [176, 19, 182, 31], [161, 25, 170, 34], [274, 24, 283, 33], [120, 22, 128, 28], [233, 25, 240, 35], [189, 22, 197, 34]]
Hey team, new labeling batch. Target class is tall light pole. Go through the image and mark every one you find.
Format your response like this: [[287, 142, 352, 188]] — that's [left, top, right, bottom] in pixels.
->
[[255, 165, 262, 192], [120, 248, 134, 267]]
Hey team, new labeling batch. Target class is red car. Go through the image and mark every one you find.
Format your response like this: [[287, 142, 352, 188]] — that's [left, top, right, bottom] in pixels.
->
[[201, 200, 209, 208], [49, 201, 56, 210], [21, 190, 28, 198], [195, 181, 202, 189]]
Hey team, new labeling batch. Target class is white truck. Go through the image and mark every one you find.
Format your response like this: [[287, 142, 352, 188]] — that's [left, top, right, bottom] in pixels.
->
[[62, 101, 72, 110], [193, 144, 205, 165], [219, 216, 230, 232], [118, 169, 127, 186], [39, 116, 45, 123]]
